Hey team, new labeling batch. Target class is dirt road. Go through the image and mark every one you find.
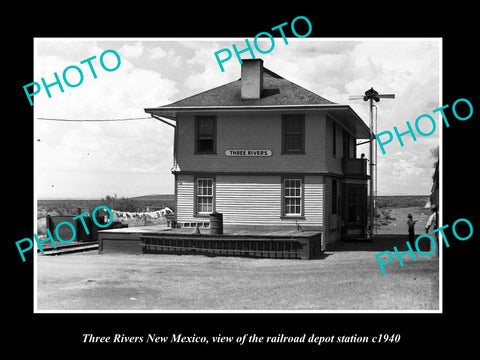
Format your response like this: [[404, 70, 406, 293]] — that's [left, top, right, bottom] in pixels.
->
[[36, 236, 439, 311]]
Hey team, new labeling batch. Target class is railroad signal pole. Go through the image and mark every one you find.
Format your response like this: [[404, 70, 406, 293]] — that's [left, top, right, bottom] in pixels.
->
[[349, 88, 395, 239]]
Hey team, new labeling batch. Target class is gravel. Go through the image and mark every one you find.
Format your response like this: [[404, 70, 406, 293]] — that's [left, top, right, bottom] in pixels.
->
[[36, 239, 439, 311]]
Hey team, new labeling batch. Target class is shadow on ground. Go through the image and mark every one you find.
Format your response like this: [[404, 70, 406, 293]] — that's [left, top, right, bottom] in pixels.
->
[[330, 234, 433, 252]]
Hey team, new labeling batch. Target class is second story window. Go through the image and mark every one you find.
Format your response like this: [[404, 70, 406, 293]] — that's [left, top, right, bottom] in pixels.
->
[[195, 115, 216, 154], [282, 114, 305, 154]]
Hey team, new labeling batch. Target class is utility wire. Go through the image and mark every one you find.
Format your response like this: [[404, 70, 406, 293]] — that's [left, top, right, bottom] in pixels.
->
[[37, 117, 152, 122], [41, 168, 170, 174]]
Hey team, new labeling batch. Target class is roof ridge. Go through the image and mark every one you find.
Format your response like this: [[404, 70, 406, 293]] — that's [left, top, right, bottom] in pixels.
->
[[164, 67, 282, 107], [262, 66, 335, 104], [284, 78, 336, 104], [154, 64, 335, 108], [262, 67, 283, 79], [261, 66, 334, 104], [164, 77, 240, 107]]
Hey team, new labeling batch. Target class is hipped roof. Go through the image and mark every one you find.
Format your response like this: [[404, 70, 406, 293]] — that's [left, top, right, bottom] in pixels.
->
[[165, 68, 334, 107], [145, 67, 371, 139]]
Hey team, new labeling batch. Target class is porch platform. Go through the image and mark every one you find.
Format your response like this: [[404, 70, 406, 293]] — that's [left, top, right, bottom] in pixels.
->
[[98, 225, 323, 259]]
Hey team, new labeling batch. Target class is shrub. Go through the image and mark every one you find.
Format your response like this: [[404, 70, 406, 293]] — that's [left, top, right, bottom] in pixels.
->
[[101, 194, 138, 212], [380, 208, 396, 221]]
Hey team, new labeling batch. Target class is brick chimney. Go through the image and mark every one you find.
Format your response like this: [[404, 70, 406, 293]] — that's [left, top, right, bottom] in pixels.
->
[[241, 59, 263, 99]]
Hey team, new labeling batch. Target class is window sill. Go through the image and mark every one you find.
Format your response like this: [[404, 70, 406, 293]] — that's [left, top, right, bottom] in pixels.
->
[[194, 214, 212, 218], [280, 216, 306, 220]]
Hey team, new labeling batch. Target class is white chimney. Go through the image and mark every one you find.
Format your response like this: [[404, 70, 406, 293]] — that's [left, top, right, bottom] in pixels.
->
[[241, 59, 263, 99]]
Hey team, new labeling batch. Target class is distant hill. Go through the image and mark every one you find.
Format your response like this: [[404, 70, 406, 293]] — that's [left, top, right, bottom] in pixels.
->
[[376, 195, 430, 208], [38, 194, 176, 215], [130, 194, 174, 202]]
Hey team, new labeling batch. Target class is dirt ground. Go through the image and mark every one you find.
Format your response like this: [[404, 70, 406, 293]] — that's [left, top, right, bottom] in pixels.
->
[[376, 206, 433, 235], [36, 232, 439, 312]]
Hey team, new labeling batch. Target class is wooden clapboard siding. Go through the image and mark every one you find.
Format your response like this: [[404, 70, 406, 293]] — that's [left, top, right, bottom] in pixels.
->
[[176, 112, 327, 173], [323, 177, 333, 245], [216, 175, 281, 226], [304, 175, 324, 225], [323, 176, 344, 245], [176, 174, 195, 223], [350, 131, 357, 158], [325, 115, 343, 175], [176, 174, 324, 228]]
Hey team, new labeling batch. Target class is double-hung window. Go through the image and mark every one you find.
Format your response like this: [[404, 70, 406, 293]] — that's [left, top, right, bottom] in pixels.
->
[[283, 178, 303, 217], [282, 114, 305, 154], [195, 116, 216, 154], [196, 178, 214, 215]]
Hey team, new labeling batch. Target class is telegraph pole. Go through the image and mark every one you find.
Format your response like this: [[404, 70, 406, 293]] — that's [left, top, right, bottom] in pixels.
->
[[349, 87, 395, 239]]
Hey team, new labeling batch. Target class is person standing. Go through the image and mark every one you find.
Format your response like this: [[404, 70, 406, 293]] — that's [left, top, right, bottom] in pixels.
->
[[407, 214, 417, 243], [425, 204, 438, 235], [425, 204, 439, 257]]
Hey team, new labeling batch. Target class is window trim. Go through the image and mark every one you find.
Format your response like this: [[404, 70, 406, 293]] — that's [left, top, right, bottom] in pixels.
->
[[281, 176, 305, 218], [194, 115, 217, 154], [194, 176, 216, 217], [281, 114, 305, 154]]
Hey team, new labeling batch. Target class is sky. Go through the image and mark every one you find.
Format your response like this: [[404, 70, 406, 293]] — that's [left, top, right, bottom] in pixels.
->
[[34, 38, 441, 199]]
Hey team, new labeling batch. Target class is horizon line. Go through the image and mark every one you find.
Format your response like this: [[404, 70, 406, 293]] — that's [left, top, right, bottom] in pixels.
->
[[37, 193, 430, 201], [37, 194, 175, 201]]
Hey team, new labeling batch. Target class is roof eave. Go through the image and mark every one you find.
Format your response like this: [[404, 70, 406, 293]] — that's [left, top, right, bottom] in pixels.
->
[[146, 103, 349, 112], [144, 104, 370, 138]]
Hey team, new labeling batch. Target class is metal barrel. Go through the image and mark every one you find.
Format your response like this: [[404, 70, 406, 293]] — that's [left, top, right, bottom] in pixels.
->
[[209, 212, 223, 235]]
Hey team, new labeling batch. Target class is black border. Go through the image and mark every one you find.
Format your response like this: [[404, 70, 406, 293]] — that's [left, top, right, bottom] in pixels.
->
[[7, 5, 479, 355]]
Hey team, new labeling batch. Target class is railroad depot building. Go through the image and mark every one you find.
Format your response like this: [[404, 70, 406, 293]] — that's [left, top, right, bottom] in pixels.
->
[[144, 59, 371, 249]]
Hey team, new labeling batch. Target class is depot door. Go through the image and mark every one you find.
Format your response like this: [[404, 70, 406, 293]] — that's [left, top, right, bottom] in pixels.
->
[[342, 184, 367, 227]]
